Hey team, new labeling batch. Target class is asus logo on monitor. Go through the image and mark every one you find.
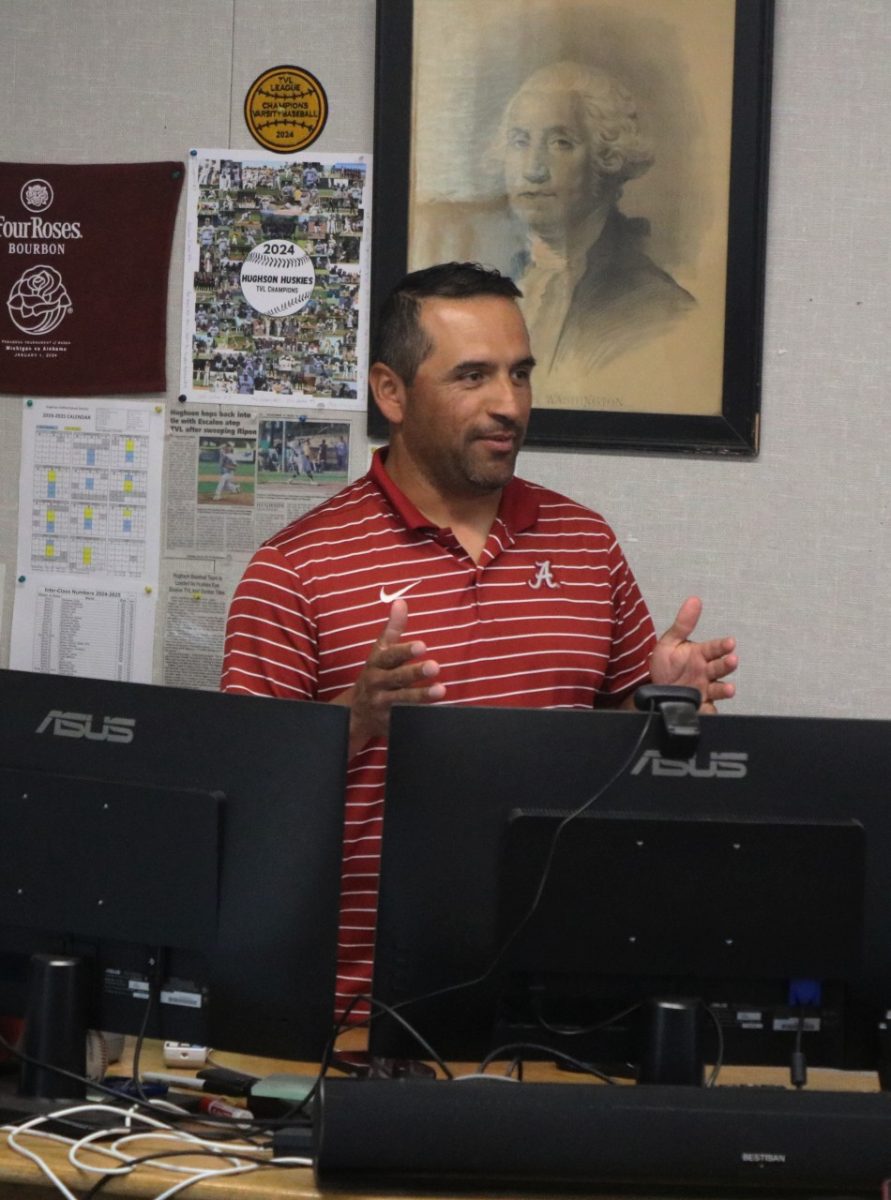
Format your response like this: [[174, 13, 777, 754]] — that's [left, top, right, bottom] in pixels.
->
[[632, 750, 748, 779], [35, 710, 136, 744]]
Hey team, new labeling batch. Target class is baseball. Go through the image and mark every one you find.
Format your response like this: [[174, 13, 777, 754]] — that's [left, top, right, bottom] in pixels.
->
[[239, 239, 315, 317]]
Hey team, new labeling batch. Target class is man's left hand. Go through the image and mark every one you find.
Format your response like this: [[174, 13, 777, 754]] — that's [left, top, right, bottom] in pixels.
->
[[649, 596, 737, 713]]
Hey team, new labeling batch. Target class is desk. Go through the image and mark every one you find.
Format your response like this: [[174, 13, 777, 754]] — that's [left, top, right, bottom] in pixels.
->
[[0, 1038, 882, 1199]]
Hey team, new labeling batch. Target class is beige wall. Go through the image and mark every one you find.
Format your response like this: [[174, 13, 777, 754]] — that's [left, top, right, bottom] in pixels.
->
[[1, 0, 889, 717]]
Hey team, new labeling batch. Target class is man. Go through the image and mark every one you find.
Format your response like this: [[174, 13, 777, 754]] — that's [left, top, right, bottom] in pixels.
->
[[213, 443, 240, 500], [497, 61, 694, 384], [221, 262, 736, 1018]]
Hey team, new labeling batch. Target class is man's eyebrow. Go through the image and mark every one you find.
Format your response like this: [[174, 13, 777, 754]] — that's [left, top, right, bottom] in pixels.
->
[[446, 359, 493, 377], [445, 356, 536, 377]]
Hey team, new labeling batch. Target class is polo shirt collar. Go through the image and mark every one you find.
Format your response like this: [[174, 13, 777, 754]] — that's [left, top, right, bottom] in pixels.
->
[[370, 447, 540, 536], [370, 448, 433, 531], [499, 473, 540, 534]]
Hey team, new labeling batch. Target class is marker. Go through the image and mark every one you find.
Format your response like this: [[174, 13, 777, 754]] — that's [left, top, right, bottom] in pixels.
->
[[197, 1095, 252, 1120], [142, 1071, 206, 1090]]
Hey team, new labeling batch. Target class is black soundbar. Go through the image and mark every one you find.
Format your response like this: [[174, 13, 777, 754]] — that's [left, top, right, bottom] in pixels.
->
[[313, 1078, 891, 1193]]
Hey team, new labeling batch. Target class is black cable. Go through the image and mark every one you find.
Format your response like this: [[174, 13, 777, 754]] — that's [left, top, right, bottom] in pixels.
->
[[231, 989, 459, 1138], [297, 709, 661, 1091], [313, 991, 455, 1099], [790, 1009, 808, 1088], [166, 709, 669, 1150], [704, 1004, 725, 1086], [285, 991, 367, 1119], [313, 711, 659, 1081], [127, 946, 163, 1109], [375, 708, 658, 1022], [478, 1041, 616, 1084], [531, 995, 643, 1039], [360, 994, 454, 1078], [229, 990, 375, 1135], [103, 953, 272, 1146], [204, 708, 671, 1110], [123, 969, 269, 1143]]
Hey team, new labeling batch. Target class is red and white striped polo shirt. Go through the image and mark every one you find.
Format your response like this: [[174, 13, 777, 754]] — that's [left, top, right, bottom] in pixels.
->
[[221, 450, 657, 1019]]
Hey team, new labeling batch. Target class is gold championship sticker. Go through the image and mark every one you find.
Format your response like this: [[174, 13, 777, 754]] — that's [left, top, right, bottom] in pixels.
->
[[244, 65, 329, 154]]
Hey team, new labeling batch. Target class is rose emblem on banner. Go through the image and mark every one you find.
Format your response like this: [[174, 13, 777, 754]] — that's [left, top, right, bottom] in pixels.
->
[[20, 178, 54, 213], [7, 265, 73, 335]]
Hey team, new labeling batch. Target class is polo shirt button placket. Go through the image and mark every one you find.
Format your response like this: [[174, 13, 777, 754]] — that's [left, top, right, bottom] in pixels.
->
[[471, 564, 485, 619]]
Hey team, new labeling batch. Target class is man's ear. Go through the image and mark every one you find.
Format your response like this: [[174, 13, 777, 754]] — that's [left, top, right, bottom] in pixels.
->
[[369, 362, 408, 426]]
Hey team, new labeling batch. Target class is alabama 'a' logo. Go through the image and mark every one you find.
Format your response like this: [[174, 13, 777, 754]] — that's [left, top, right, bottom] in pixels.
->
[[528, 560, 558, 590]]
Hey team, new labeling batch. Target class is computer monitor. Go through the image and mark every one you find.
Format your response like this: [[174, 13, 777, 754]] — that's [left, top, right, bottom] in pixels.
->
[[370, 704, 884, 1079], [0, 668, 349, 1071]]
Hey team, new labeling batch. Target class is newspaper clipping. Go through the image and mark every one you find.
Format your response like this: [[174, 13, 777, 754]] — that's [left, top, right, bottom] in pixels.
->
[[161, 402, 357, 689]]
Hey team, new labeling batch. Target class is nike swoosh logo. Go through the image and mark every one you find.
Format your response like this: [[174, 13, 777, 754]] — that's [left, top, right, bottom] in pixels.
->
[[379, 581, 421, 604]]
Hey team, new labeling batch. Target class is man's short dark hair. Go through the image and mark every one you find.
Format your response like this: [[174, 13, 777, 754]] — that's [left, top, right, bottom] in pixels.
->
[[374, 262, 522, 385]]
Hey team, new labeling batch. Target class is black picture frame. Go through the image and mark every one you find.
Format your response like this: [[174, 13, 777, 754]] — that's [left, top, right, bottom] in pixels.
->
[[369, 0, 774, 456]]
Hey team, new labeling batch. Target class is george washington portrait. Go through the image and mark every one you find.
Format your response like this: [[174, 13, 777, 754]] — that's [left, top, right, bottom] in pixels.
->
[[407, 0, 736, 414]]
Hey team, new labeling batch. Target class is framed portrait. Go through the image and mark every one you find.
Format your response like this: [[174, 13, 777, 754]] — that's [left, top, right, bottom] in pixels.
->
[[369, 0, 774, 455]]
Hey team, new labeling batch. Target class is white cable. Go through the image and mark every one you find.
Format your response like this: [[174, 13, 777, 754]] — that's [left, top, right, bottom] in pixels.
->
[[6, 1144, 77, 1199], [70, 1128, 192, 1175], [108, 1129, 261, 1170], [112, 1130, 264, 1158], [151, 1159, 260, 1199], [5, 1103, 131, 1200], [145, 1097, 192, 1117], [69, 1126, 135, 1175], [70, 1122, 265, 1175], [65, 1108, 178, 1175], [8, 1101, 174, 1197], [6, 1100, 273, 1197], [2, 1121, 74, 1146]]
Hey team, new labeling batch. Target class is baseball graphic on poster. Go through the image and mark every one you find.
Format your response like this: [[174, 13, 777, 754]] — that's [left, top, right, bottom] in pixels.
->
[[239, 240, 315, 317]]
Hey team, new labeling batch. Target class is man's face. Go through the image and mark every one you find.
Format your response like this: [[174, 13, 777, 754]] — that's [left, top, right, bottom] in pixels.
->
[[503, 89, 603, 237], [397, 295, 535, 498]]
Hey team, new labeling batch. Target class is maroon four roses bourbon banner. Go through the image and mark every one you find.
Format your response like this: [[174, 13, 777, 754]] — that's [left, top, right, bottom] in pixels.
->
[[0, 162, 183, 395]]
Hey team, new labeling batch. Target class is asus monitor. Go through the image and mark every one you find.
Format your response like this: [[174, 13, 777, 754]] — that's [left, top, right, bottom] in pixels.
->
[[0, 669, 349, 1072], [370, 704, 878, 1080]]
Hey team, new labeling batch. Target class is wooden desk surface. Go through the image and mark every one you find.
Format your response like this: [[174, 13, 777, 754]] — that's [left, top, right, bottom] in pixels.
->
[[0, 1036, 882, 1199]]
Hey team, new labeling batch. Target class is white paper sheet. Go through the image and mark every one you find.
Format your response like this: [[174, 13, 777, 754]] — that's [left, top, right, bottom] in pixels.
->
[[11, 398, 166, 682]]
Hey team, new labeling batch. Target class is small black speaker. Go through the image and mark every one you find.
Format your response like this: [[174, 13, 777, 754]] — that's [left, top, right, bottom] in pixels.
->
[[18, 954, 87, 1100], [637, 995, 704, 1085]]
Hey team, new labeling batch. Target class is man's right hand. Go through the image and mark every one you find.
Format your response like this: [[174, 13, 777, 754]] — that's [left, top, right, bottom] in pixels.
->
[[333, 600, 445, 758]]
